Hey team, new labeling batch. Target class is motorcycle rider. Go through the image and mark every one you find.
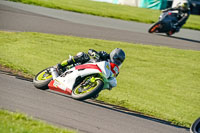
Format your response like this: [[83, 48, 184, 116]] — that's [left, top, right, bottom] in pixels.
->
[[56, 48, 126, 96], [162, 0, 190, 33]]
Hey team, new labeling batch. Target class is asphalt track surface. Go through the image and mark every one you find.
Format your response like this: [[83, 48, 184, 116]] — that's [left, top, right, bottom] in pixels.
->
[[0, 0, 198, 133], [0, 71, 189, 133]]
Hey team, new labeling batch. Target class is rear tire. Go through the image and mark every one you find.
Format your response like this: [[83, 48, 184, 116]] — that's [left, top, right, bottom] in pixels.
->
[[33, 67, 53, 90], [166, 30, 175, 36], [72, 78, 104, 100]]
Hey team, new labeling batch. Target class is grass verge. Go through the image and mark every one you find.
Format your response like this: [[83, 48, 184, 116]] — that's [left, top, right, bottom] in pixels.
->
[[0, 31, 200, 128], [9, 0, 200, 30], [0, 109, 76, 133]]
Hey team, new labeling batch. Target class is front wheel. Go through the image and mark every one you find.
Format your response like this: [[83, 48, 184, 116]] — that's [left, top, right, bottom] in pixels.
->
[[148, 22, 161, 33], [72, 76, 104, 100], [190, 117, 200, 133], [33, 67, 53, 90]]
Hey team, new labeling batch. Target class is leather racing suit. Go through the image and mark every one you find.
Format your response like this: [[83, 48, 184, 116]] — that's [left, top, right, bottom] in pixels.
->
[[162, 6, 190, 32], [57, 49, 118, 91]]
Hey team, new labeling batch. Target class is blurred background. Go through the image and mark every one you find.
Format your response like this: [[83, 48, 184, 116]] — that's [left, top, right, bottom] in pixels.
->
[[93, 0, 200, 15]]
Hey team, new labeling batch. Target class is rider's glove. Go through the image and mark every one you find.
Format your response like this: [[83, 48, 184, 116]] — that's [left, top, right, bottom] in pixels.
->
[[91, 52, 100, 60], [99, 51, 109, 60]]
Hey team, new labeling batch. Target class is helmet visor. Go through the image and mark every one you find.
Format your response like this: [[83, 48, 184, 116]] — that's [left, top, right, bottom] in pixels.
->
[[113, 57, 123, 67]]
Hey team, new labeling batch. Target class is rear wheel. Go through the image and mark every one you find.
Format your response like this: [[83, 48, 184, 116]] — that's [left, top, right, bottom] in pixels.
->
[[33, 67, 53, 90], [72, 76, 104, 100], [149, 22, 161, 33], [166, 30, 175, 36]]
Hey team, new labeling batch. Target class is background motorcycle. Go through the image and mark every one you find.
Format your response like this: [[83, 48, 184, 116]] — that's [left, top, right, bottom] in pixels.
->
[[148, 11, 178, 36], [190, 117, 200, 133], [33, 61, 118, 100]]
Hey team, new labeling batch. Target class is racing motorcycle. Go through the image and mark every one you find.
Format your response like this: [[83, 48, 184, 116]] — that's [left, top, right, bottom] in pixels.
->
[[148, 11, 178, 36], [190, 117, 200, 133], [33, 61, 118, 100]]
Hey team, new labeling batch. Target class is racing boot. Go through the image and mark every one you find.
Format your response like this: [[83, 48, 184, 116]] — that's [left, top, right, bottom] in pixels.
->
[[57, 52, 90, 74], [56, 56, 75, 74]]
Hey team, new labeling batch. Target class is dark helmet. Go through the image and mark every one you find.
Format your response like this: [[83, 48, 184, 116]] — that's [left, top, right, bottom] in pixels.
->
[[110, 48, 125, 67]]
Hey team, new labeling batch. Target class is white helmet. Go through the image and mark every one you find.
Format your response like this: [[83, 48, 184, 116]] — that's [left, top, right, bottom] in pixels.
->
[[177, 0, 189, 11]]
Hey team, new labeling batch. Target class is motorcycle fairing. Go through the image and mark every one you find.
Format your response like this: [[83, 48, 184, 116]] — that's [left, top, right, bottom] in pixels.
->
[[97, 61, 113, 79], [75, 64, 102, 72], [76, 61, 113, 79], [48, 80, 72, 95], [48, 69, 81, 92], [110, 63, 119, 76], [159, 11, 178, 32], [48, 61, 113, 93]]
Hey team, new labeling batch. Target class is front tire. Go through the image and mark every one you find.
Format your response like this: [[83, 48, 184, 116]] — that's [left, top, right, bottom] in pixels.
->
[[148, 22, 161, 33], [33, 67, 53, 90], [190, 117, 200, 133], [72, 77, 104, 100]]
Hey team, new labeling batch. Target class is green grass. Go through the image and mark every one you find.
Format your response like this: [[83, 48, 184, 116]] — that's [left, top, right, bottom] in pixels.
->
[[0, 109, 76, 133], [0, 31, 200, 128], [9, 0, 200, 30]]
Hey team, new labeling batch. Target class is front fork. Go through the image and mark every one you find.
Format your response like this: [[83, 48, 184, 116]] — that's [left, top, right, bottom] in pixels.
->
[[81, 76, 96, 86], [50, 67, 59, 79]]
